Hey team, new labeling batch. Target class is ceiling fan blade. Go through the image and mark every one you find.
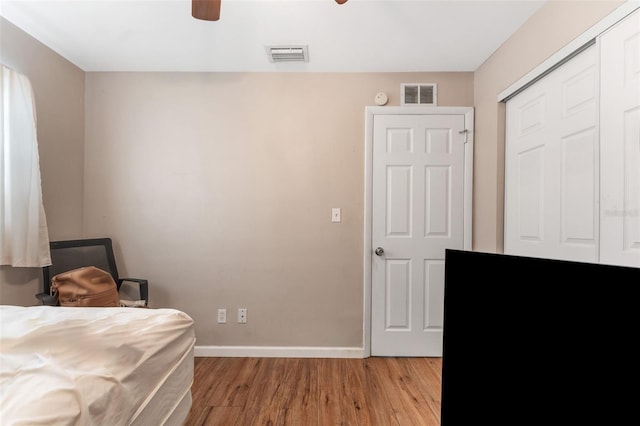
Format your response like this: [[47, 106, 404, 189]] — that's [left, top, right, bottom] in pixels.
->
[[192, 0, 221, 21]]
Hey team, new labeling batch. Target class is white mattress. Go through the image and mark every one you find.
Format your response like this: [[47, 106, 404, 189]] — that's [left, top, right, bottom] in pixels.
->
[[0, 305, 196, 426]]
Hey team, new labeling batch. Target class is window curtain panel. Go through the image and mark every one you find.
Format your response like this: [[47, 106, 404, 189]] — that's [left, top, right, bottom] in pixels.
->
[[0, 65, 51, 267]]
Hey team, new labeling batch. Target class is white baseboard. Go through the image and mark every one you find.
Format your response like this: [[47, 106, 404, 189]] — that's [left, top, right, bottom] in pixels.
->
[[194, 345, 366, 358]]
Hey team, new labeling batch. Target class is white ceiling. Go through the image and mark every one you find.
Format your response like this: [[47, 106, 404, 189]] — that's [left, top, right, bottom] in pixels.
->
[[0, 0, 547, 72]]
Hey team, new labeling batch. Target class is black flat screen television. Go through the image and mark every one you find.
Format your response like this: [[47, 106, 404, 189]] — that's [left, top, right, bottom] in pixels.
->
[[441, 249, 640, 425]]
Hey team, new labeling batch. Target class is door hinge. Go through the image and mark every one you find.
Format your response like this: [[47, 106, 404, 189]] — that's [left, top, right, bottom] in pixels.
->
[[459, 129, 469, 143]]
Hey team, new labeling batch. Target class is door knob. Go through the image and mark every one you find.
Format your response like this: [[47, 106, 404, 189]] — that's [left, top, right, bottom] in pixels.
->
[[375, 247, 385, 256]]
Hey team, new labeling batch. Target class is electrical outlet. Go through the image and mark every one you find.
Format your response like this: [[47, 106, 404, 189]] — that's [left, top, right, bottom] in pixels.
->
[[238, 308, 247, 324], [217, 308, 226, 324]]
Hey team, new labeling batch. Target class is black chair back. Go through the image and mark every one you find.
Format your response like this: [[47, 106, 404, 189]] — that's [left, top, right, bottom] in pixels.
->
[[42, 238, 121, 294]]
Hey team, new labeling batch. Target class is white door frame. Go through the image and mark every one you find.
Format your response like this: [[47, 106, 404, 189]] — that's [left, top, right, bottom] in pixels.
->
[[362, 106, 474, 357]]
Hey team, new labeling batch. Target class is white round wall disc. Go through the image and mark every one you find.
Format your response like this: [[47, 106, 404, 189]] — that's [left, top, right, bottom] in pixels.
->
[[375, 92, 389, 106]]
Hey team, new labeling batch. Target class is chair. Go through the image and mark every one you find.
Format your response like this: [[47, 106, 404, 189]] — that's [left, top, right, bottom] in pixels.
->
[[36, 238, 148, 306]]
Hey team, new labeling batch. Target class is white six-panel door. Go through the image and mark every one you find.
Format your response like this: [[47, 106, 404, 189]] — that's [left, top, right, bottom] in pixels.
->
[[370, 113, 468, 356], [505, 46, 599, 263], [599, 9, 640, 267]]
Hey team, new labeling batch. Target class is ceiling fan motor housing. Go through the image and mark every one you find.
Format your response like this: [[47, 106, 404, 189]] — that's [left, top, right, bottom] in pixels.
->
[[192, 0, 221, 21]]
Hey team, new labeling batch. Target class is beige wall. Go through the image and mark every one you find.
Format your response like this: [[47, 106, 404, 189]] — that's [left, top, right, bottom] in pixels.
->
[[84, 72, 473, 346], [2, 0, 626, 348], [472, 0, 625, 253], [0, 18, 85, 306]]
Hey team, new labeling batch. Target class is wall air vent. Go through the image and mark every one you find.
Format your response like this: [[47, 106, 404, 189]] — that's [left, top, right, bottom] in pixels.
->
[[401, 83, 438, 106], [266, 45, 309, 63]]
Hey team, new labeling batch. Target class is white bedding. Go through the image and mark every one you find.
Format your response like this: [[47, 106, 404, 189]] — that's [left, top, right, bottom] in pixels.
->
[[0, 305, 196, 426]]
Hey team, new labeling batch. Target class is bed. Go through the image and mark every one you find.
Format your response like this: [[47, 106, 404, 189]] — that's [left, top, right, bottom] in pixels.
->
[[0, 305, 196, 425]]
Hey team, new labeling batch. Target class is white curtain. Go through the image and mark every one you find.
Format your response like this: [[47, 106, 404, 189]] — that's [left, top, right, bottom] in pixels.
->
[[0, 65, 51, 267]]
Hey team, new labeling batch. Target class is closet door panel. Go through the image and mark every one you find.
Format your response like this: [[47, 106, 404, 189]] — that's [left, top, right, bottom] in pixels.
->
[[600, 8, 640, 267], [517, 146, 544, 242], [505, 46, 598, 262], [505, 87, 552, 257], [561, 128, 598, 245], [556, 48, 599, 258]]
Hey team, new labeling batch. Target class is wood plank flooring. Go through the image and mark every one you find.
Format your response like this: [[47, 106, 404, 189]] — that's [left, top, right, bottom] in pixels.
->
[[184, 357, 442, 426]]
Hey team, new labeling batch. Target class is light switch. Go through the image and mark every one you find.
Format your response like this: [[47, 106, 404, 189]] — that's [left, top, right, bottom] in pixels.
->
[[331, 208, 341, 223]]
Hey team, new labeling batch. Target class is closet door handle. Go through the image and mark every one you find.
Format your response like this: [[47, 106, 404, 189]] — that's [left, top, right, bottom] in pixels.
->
[[375, 247, 385, 256]]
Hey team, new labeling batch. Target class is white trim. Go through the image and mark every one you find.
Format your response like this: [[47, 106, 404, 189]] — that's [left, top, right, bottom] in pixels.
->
[[363, 108, 374, 358], [463, 110, 474, 250], [362, 106, 474, 357], [194, 345, 366, 358], [498, 0, 640, 102]]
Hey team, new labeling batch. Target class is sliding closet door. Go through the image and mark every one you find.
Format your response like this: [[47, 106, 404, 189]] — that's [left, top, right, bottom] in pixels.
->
[[505, 46, 599, 262], [599, 9, 640, 267]]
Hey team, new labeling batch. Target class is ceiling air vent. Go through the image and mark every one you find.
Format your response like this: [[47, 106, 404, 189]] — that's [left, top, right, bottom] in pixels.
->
[[266, 45, 309, 63], [401, 83, 438, 106]]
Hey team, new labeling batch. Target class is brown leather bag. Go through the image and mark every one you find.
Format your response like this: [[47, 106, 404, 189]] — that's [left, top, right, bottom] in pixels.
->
[[51, 266, 119, 307]]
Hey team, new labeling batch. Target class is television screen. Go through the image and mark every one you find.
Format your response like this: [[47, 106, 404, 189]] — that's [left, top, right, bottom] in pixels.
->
[[441, 249, 640, 425]]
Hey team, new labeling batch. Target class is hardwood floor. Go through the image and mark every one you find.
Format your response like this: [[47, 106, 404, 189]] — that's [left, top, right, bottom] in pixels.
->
[[184, 357, 442, 426]]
